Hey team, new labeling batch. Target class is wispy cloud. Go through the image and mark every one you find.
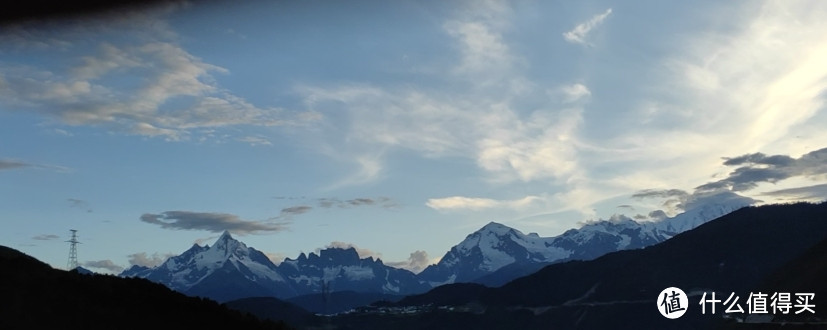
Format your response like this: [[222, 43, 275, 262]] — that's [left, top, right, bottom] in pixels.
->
[[295, 2, 583, 188], [0, 5, 317, 142], [443, 0, 515, 82], [236, 135, 273, 147], [761, 183, 827, 201], [82, 260, 124, 273], [697, 147, 827, 192], [270, 197, 398, 221], [0, 159, 31, 170], [127, 252, 174, 268], [426, 195, 543, 212], [317, 197, 396, 209], [275, 205, 313, 220], [140, 211, 289, 235], [32, 234, 60, 241], [0, 158, 70, 172], [558, 83, 591, 103], [301, 85, 583, 185], [67, 198, 93, 213], [563, 8, 612, 45]]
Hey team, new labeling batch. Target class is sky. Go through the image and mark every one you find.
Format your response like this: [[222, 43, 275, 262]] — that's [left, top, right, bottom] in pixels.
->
[[2, 0, 827, 274]]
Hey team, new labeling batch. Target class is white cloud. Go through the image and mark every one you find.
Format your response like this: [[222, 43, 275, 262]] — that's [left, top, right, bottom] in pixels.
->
[[265, 252, 287, 265], [559, 83, 591, 103], [445, 21, 513, 77], [386, 250, 430, 274], [83, 260, 124, 273], [476, 108, 582, 182], [426, 195, 542, 211], [563, 8, 613, 45], [0, 8, 317, 143], [295, 2, 585, 191], [127, 252, 175, 268], [236, 136, 273, 147], [610, 0, 827, 197]]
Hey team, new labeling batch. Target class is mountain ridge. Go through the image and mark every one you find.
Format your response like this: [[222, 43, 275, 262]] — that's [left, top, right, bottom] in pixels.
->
[[121, 192, 752, 303], [421, 191, 753, 286], [341, 201, 827, 329]]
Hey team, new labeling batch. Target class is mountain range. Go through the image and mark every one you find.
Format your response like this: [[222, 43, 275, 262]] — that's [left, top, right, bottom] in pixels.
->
[[121, 191, 753, 307], [122, 231, 426, 302], [333, 201, 827, 329], [420, 191, 754, 286]]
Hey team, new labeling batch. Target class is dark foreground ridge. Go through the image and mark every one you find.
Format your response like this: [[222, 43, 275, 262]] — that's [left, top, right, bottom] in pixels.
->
[[330, 202, 827, 329], [0, 245, 289, 330]]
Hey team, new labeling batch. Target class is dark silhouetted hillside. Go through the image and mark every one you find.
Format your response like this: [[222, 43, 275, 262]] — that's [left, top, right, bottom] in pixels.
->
[[334, 202, 827, 329], [0, 245, 289, 330], [225, 296, 317, 328], [286, 290, 404, 315]]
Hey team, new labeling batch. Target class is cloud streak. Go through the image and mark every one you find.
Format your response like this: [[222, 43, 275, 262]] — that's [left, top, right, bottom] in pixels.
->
[[32, 234, 60, 241], [270, 197, 398, 220], [67, 198, 93, 212], [0, 158, 70, 172], [761, 183, 827, 201], [563, 8, 612, 45], [0, 159, 31, 170], [697, 147, 827, 192], [426, 195, 542, 211], [140, 211, 288, 235], [317, 197, 396, 209]]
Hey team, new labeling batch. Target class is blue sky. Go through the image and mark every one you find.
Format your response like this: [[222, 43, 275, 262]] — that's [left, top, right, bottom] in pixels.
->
[[2, 0, 827, 274]]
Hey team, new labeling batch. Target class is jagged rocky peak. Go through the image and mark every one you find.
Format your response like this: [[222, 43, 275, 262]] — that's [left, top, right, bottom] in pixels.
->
[[317, 247, 361, 264], [213, 230, 237, 248], [209, 230, 254, 259]]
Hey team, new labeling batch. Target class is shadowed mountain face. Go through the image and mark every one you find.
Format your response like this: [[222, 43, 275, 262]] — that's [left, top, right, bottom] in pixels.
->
[[420, 192, 754, 287], [336, 202, 827, 329], [278, 247, 430, 297], [0, 245, 288, 330]]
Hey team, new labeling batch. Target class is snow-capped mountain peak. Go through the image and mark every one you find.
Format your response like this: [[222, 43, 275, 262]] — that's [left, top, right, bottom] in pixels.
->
[[418, 221, 570, 285], [122, 230, 293, 302], [422, 192, 756, 287], [654, 191, 755, 234], [479, 221, 514, 235]]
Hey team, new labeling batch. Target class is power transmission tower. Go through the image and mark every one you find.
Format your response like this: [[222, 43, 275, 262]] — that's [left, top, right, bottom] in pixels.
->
[[66, 229, 80, 270]]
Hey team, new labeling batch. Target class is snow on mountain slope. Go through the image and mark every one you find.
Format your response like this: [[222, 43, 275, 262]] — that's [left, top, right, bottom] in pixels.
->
[[421, 192, 755, 287], [120, 192, 755, 299], [122, 231, 295, 301], [418, 222, 571, 285], [654, 191, 755, 234], [275, 247, 429, 296]]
